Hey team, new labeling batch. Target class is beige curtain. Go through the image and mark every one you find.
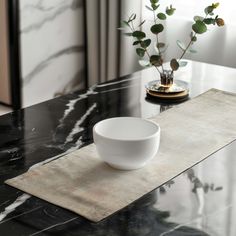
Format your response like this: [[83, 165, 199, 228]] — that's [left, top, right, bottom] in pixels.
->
[[85, 0, 143, 86]]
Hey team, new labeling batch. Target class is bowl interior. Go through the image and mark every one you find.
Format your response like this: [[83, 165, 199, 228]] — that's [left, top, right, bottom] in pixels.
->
[[94, 117, 159, 140]]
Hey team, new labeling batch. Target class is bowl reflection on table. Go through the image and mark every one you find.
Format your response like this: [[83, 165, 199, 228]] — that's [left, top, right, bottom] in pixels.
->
[[93, 117, 160, 170]]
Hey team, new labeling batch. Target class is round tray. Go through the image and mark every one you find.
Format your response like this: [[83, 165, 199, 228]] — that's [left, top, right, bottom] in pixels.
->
[[146, 89, 189, 100], [146, 80, 189, 101], [146, 80, 189, 94]]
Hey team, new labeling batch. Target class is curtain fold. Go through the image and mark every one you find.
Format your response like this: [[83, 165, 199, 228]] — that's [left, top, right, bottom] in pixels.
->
[[86, 0, 121, 86], [85, 0, 142, 86]]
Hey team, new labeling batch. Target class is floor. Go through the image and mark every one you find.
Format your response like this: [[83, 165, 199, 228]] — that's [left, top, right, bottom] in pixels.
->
[[0, 104, 12, 116]]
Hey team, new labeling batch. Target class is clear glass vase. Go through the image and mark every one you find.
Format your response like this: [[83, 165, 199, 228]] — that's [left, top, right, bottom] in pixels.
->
[[160, 70, 173, 88]]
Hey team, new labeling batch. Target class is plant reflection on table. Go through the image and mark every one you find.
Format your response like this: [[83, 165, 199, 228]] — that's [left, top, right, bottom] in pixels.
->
[[159, 168, 223, 195], [51, 169, 222, 235]]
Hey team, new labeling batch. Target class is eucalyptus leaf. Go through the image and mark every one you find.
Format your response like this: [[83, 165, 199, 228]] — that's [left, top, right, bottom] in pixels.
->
[[123, 33, 133, 37], [157, 13, 166, 20], [194, 16, 204, 22], [160, 45, 168, 53], [157, 42, 165, 48], [151, 4, 159, 10], [132, 31, 146, 39], [151, 24, 164, 34], [205, 6, 214, 15], [138, 20, 146, 27], [204, 18, 215, 25], [133, 41, 141, 45], [122, 21, 129, 27], [188, 48, 197, 53], [192, 20, 207, 34], [141, 39, 151, 48], [176, 40, 186, 51], [150, 55, 163, 66], [166, 6, 176, 16], [145, 5, 153, 11], [128, 13, 136, 22], [150, 0, 158, 3], [179, 61, 188, 67], [136, 48, 145, 57], [170, 59, 179, 71], [139, 60, 150, 67], [154, 42, 168, 54], [192, 36, 197, 42]]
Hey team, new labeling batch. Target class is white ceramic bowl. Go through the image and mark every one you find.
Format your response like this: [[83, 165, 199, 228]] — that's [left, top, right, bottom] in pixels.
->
[[93, 117, 160, 170]]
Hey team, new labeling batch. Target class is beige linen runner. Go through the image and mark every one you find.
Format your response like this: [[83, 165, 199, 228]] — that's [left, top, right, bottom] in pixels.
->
[[6, 89, 236, 222]]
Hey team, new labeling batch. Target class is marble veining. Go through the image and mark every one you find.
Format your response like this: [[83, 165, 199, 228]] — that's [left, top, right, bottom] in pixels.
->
[[21, 0, 83, 34], [65, 103, 97, 143], [0, 194, 31, 221], [1, 61, 236, 235], [29, 216, 79, 236], [20, 0, 85, 107], [0, 89, 98, 223], [24, 45, 84, 85], [59, 85, 97, 126]]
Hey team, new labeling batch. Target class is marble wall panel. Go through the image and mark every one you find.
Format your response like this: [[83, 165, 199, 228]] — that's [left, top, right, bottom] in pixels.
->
[[20, 0, 85, 107]]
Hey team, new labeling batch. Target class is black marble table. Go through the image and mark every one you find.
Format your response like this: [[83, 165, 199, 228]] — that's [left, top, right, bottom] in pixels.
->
[[1, 60, 236, 236]]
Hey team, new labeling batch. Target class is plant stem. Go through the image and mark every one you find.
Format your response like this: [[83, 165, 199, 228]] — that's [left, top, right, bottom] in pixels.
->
[[170, 13, 209, 75], [146, 49, 162, 74], [178, 33, 196, 61], [153, 10, 165, 74], [128, 20, 162, 75]]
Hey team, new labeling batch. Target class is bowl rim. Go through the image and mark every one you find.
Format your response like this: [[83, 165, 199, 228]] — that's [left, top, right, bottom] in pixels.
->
[[93, 117, 160, 142]]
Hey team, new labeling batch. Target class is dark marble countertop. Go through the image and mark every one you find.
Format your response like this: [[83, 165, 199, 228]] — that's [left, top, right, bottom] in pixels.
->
[[1, 60, 236, 235]]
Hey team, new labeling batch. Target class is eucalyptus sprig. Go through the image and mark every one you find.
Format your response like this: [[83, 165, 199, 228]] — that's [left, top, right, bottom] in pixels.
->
[[120, 0, 224, 77]]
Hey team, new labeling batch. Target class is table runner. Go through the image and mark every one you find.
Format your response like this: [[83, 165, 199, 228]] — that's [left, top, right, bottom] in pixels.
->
[[5, 89, 236, 222]]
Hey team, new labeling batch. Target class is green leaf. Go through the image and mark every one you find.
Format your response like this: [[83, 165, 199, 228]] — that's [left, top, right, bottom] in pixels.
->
[[128, 13, 136, 22], [160, 45, 168, 53], [124, 33, 133, 37], [166, 6, 176, 16], [132, 31, 146, 39], [194, 16, 204, 22], [139, 60, 150, 67], [170, 59, 179, 71], [205, 6, 214, 15], [157, 42, 165, 48], [151, 4, 159, 10], [157, 13, 166, 20], [145, 5, 153, 11], [122, 21, 129, 27], [151, 24, 164, 34], [188, 48, 197, 53], [136, 48, 145, 57], [150, 55, 163, 66], [154, 42, 168, 54], [179, 61, 188, 67], [123, 33, 133, 37], [192, 20, 207, 34], [138, 20, 146, 27], [133, 41, 141, 45], [176, 40, 186, 51], [204, 18, 215, 25], [141, 39, 151, 48], [150, 0, 158, 3], [191, 36, 197, 42]]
